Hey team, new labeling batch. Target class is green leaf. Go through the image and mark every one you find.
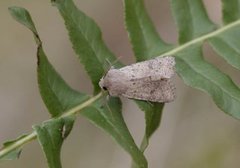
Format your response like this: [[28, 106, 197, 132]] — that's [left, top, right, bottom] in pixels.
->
[[175, 44, 240, 119], [52, 0, 120, 94], [81, 97, 147, 168], [123, 0, 167, 154], [209, 25, 240, 70], [168, 0, 240, 118], [37, 47, 89, 117], [9, 6, 89, 118], [124, 0, 173, 61], [222, 0, 240, 24], [8, 6, 37, 34], [135, 101, 164, 151], [0, 135, 27, 160], [170, 0, 216, 44], [8, 6, 87, 167], [33, 118, 74, 168]]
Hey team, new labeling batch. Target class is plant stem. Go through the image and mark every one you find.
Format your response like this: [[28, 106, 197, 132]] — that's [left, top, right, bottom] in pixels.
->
[[60, 92, 102, 118], [0, 132, 37, 158], [0, 92, 102, 159], [160, 19, 240, 56]]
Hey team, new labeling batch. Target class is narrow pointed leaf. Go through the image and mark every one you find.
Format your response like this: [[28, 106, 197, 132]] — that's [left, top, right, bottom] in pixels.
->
[[8, 7, 86, 167], [222, 0, 240, 24], [175, 44, 240, 118], [37, 47, 89, 117], [9, 7, 37, 34], [9, 6, 89, 117], [171, 0, 216, 44], [33, 118, 74, 168], [9, 6, 89, 116], [52, 0, 120, 94], [0, 135, 27, 160], [135, 101, 164, 151], [124, 0, 173, 61], [81, 97, 147, 168]]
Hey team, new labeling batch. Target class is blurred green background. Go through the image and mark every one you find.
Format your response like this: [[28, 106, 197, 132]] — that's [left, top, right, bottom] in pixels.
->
[[1, 0, 240, 167]]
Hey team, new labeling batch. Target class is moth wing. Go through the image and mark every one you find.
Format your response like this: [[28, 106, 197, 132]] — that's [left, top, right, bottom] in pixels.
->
[[122, 78, 176, 103], [118, 56, 176, 82], [151, 56, 176, 79]]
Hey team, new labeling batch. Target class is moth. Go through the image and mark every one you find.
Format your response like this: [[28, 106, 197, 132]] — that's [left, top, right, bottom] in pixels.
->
[[99, 56, 176, 103]]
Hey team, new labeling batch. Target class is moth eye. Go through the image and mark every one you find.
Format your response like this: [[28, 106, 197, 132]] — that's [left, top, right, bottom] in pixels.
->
[[102, 86, 108, 91]]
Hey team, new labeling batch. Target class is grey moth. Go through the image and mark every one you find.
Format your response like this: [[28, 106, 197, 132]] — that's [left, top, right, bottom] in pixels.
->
[[99, 56, 176, 103]]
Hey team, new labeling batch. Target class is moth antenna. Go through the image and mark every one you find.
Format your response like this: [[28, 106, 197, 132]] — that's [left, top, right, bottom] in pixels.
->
[[111, 56, 122, 67], [105, 58, 112, 69], [101, 56, 122, 78], [105, 56, 122, 70]]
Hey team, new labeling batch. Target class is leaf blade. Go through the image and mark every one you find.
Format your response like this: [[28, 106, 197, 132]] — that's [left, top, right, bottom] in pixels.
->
[[209, 25, 240, 70], [9, 6, 37, 34], [135, 101, 164, 151], [171, 0, 216, 44], [175, 44, 240, 118], [9, 6, 89, 117], [33, 117, 74, 168], [81, 97, 148, 168], [37, 47, 89, 117], [52, 0, 120, 94], [222, 0, 240, 24], [124, 0, 173, 61], [8, 7, 87, 167]]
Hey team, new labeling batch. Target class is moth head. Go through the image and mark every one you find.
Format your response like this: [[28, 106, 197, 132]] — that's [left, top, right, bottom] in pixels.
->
[[99, 65, 116, 92], [99, 70, 117, 92], [99, 69, 127, 96], [99, 77, 108, 91]]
